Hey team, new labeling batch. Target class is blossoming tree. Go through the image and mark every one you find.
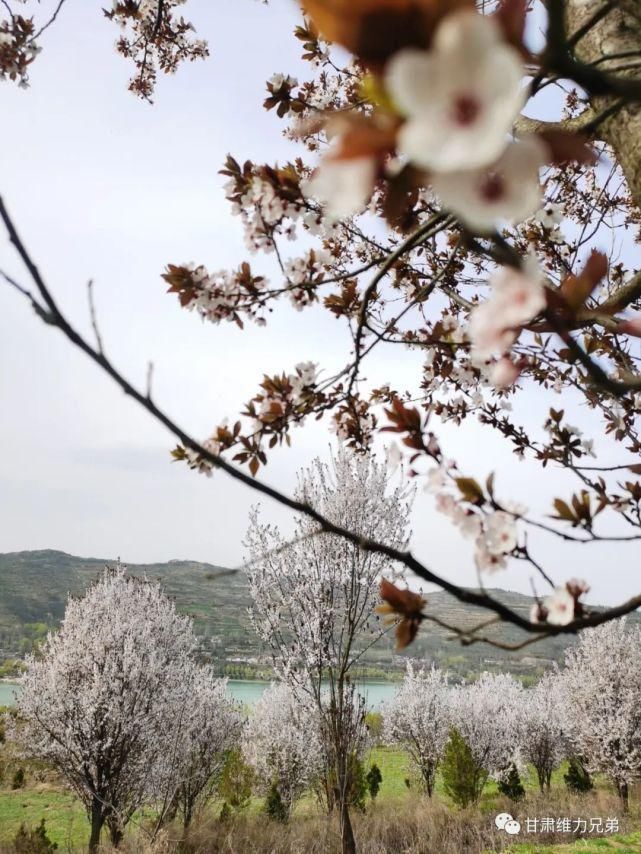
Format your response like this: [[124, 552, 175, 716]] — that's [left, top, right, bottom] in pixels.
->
[[382, 663, 450, 796], [3, 1, 641, 653], [13, 565, 218, 850], [518, 671, 566, 793], [159, 670, 244, 830], [447, 672, 524, 802], [242, 682, 324, 819], [559, 619, 641, 809], [246, 448, 411, 852]]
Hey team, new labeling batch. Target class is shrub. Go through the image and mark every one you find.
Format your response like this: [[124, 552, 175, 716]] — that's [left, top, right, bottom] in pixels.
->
[[441, 728, 488, 808], [564, 756, 593, 793], [364, 712, 383, 742], [348, 755, 368, 812], [11, 767, 26, 790], [264, 781, 288, 823], [497, 763, 525, 802], [12, 819, 58, 853], [219, 748, 253, 810], [366, 763, 383, 801]]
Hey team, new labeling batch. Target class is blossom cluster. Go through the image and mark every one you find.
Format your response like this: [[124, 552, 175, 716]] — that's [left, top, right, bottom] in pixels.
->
[[106, 0, 208, 100], [0, 12, 40, 88], [163, 261, 269, 326], [305, 10, 545, 234]]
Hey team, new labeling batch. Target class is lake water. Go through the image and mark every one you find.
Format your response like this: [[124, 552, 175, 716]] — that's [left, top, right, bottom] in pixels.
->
[[0, 679, 397, 710]]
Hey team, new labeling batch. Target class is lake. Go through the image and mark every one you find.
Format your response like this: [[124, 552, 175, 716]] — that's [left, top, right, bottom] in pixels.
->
[[0, 679, 397, 710]]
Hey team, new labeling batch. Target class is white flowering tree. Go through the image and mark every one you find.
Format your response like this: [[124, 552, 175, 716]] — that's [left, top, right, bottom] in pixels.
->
[[243, 682, 323, 818], [13, 565, 200, 851], [559, 620, 641, 808], [5, 0, 641, 665], [448, 672, 523, 799], [246, 448, 411, 853], [383, 663, 450, 796], [519, 672, 566, 793], [158, 671, 244, 830]]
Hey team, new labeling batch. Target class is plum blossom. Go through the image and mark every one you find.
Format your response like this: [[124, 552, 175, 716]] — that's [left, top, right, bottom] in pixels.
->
[[288, 360, 318, 402], [431, 137, 547, 232], [485, 510, 518, 555], [425, 466, 448, 493], [385, 11, 525, 173], [534, 201, 564, 228], [489, 357, 521, 388], [475, 538, 508, 573], [302, 154, 378, 220], [468, 264, 546, 361], [544, 586, 575, 625]]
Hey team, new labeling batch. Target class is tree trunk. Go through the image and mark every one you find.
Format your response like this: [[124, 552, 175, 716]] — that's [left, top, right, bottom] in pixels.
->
[[565, 0, 641, 210], [339, 796, 357, 854], [618, 780, 630, 812], [88, 798, 103, 853], [108, 822, 124, 848], [422, 764, 435, 797]]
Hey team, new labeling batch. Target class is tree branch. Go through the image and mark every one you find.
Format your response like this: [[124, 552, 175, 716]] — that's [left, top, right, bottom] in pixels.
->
[[2, 195, 640, 642]]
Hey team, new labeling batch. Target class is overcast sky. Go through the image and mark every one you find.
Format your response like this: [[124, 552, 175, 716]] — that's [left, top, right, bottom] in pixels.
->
[[1, 0, 638, 606]]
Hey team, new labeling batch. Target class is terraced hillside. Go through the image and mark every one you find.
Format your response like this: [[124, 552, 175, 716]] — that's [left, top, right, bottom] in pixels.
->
[[1, 550, 634, 680]]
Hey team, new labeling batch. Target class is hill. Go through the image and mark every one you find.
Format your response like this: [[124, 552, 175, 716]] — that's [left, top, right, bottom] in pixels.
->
[[1, 549, 635, 681]]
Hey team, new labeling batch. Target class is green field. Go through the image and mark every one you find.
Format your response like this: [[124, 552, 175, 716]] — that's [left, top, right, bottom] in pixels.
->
[[0, 788, 87, 848]]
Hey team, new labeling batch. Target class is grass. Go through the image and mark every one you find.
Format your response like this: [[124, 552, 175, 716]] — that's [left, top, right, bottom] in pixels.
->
[[505, 832, 641, 852], [0, 786, 87, 849], [1, 747, 641, 853]]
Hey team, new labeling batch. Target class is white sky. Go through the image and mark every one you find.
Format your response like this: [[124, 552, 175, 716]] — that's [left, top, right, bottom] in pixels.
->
[[1, 0, 638, 606]]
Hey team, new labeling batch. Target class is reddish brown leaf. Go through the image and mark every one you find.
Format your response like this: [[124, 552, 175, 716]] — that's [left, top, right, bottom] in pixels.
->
[[378, 578, 425, 617], [395, 617, 421, 649], [301, 0, 473, 63], [560, 251, 608, 312]]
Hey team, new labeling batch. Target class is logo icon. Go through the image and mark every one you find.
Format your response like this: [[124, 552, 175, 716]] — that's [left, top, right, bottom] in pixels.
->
[[495, 813, 521, 835]]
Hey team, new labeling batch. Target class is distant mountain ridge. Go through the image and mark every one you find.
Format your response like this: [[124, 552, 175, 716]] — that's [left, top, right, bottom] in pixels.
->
[[1, 550, 635, 680]]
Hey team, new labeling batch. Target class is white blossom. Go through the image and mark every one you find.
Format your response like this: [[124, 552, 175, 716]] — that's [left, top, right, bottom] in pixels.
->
[[534, 201, 564, 228], [385, 11, 525, 173], [484, 510, 518, 555], [544, 586, 575, 625], [431, 137, 546, 232], [302, 154, 377, 220], [468, 264, 546, 361]]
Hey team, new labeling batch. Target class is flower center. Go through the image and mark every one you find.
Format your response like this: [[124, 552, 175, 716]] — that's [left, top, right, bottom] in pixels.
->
[[452, 94, 481, 126], [479, 173, 505, 203]]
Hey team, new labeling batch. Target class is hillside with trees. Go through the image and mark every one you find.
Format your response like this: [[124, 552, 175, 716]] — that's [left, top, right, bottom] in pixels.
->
[[0, 549, 631, 681]]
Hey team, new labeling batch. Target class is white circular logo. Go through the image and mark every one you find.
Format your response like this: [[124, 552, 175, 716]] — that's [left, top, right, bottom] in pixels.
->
[[495, 812, 512, 830]]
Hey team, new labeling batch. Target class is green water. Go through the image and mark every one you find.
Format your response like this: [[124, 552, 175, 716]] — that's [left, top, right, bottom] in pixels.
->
[[0, 679, 397, 709]]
